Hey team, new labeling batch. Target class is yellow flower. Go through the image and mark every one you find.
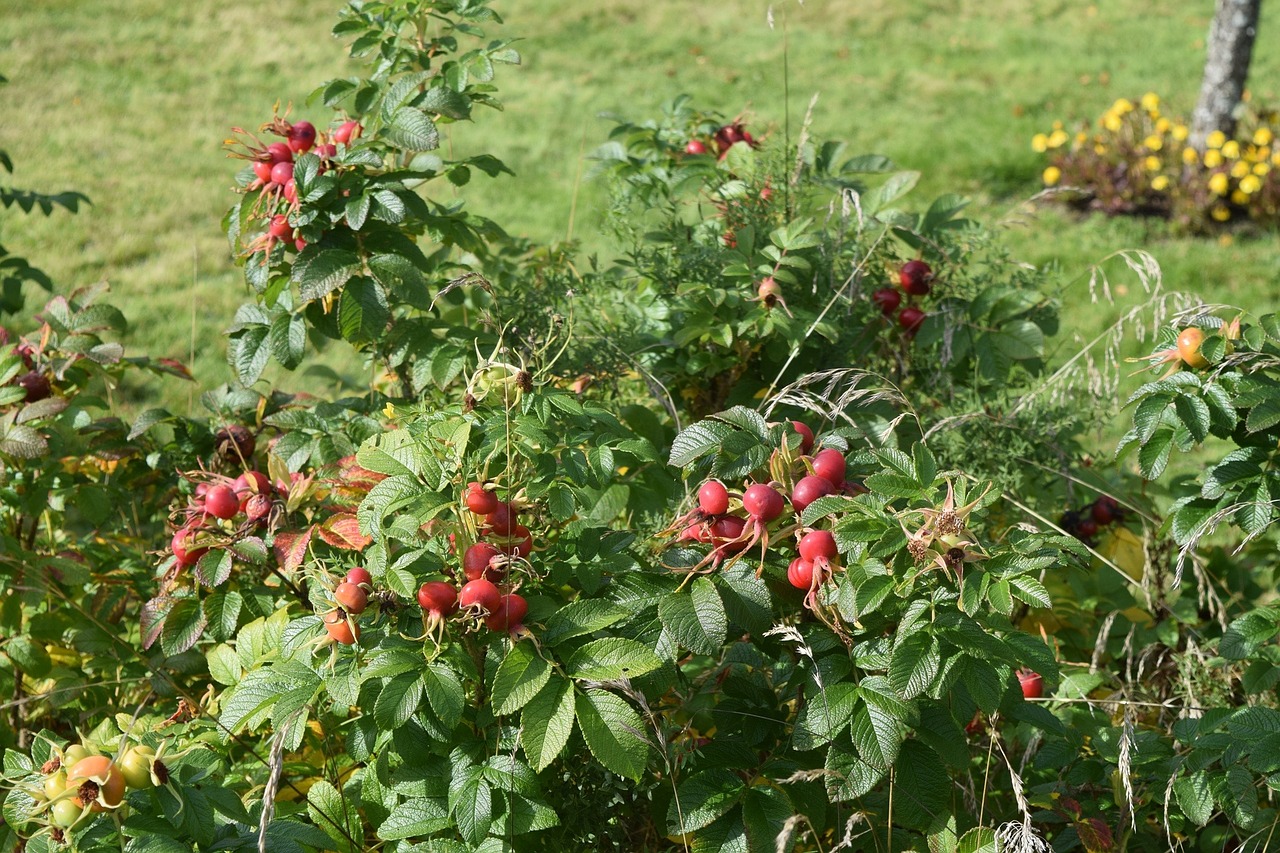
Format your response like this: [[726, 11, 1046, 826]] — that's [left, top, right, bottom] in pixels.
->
[[1222, 140, 1240, 159], [1143, 135, 1163, 151], [1204, 149, 1224, 168], [1182, 147, 1199, 165], [1155, 118, 1172, 134], [1151, 175, 1170, 191], [1208, 172, 1230, 195], [1211, 204, 1231, 222], [1230, 189, 1248, 205], [1075, 131, 1089, 145], [1254, 127, 1274, 146], [1254, 162, 1271, 176], [1206, 130, 1227, 149], [1048, 129, 1069, 148], [1144, 155, 1162, 171], [1094, 143, 1107, 155], [1172, 124, 1189, 141], [1141, 92, 1160, 112], [1230, 161, 1250, 179], [1043, 166, 1062, 186], [1239, 174, 1262, 194], [1273, 151, 1280, 166], [1052, 120, 1064, 131], [1112, 98, 1135, 114], [1103, 113, 1124, 132], [1031, 133, 1049, 152], [1258, 146, 1272, 161]]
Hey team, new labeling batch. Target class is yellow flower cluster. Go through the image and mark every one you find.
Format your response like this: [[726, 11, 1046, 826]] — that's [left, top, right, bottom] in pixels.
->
[[1032, 89, 1280, 226]]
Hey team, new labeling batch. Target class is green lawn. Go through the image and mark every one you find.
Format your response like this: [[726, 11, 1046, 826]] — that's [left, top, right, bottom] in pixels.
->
[[2, 0, 1278, 414]]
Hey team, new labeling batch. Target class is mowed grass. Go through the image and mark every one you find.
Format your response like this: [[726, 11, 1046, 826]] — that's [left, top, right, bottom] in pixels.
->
[[1, 0, 1278, 415]]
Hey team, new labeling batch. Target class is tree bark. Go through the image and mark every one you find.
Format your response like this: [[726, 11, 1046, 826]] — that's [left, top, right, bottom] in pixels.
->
[[1190, 0, 1263, 150]]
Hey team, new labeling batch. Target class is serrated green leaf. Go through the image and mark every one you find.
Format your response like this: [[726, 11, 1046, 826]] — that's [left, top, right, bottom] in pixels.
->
[[575, 689, 649, 781], [541, 599, 628, 646], [567, 638, 661, 681], [889, 632, 940, 700], [295, 248, 361, 302], [669, 420, 735, 467], [667, 769, 745, 834], [376, 797, 449, 840], [1137, 427, 1174, 480], [520, 677, 575, 772], [491, 642, 552, 716], [851, 699, 906, 771], [385, 107, 440, 151], [374, 671, 423, 729], [161, 596, 207, 656], [660, 590, 726, 656]]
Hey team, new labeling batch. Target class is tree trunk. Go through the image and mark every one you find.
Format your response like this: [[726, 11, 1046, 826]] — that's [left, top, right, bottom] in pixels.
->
[[1189, 0, 1263, 150]]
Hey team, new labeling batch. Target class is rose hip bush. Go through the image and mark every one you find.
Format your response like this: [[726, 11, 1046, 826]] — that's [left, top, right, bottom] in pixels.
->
[[4, 5, 1280, 852]]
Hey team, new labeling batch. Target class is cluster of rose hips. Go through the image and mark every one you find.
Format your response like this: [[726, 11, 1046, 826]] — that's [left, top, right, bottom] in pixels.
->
[[871, 259, 937, 339], [227, 115, 363, 255], [684, 121, 759, 160], [448, 481, 532, 633], [1058, 494, 1124, 545], [324, 566, 376, 645], [1, 328, 51, 403], [20, 741, 165, 836], [169, 454, 280, 573], [324, 481, 533, 648], [672, 421, 862, 608]]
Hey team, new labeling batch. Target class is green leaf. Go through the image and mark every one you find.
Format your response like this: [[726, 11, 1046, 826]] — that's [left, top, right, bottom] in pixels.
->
[[449, 769, 492, 846], [865, 170, 920, 214], [4, 636, 51, 677], [385, 107, 440, 151], [793, 683, 858, 750], [567, 638, 662, 681], [1174, 772, 1213, 827], [295, 248, 361, 302], [669, 419, 735, 467], [1220, 607, 1280, 660], [520, 677, 575, 771], [338, 278, 390, 343], [194, 548, 233, 588], [376, 797, 450, 840], [741, 784, 792, 852], [374, 671, 423, 729], [269, 312, 306, 369], [541, 599, 628, 646], [230, 324, 271, 386], [826, 739, 884, 801], [491, 642, 552, 716], [1137, 427, 1174, 479], [1173, 392, 1212, 443], [667, 769, 745, 834], [424, 662, 464, 729], [660, 589, 727, 656], [161, 597, 207, 656], [307, 780, 361, 849], [957, 826, 998, 853], [575, 689, 649, 781], [892, 741, 951, 831], [889, 632, 940, 700], [851, 698, 906, 771]]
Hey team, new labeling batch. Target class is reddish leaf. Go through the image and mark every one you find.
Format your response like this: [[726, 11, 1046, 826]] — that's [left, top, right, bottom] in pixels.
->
[[274, 527, 314, 573], [140, 595, 176, 650], [316, 514, 372, 551], [1075, 818, 1114, 852]]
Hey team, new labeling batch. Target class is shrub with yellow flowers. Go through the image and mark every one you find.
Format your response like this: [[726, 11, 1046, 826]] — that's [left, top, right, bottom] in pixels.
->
[[1033, 92, 1280, 231]]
